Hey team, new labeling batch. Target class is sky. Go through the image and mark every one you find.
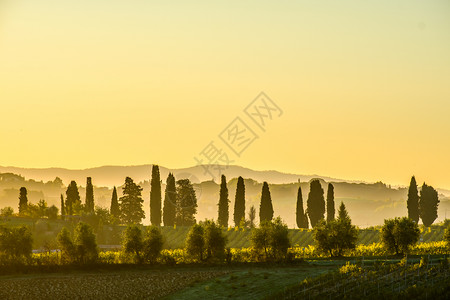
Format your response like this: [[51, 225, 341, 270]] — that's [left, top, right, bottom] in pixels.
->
[[0, 0, 449, 189]]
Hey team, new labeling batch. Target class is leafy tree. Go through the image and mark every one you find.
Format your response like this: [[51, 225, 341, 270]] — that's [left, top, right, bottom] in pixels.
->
[[142, 226, 164, 263], [94, 206, 111, 226], [313, 202, 358, 257], [0, 207, 14, 217], [419, 183, 439, 227], [218, 175, 229, 227], [57, 227, 75, 263], [66, 181, 81, 215], [407, 176, 419, 223], [185, 223, 204, 261], [57, 222, 98, 264], [46, 205, 59, 220], [18, 187, 28, 215], [150, 165, 162, 226], [175, 179, 198, 226], [307, 180, 325, 227], [381, 217, 420, 255], [60, 194, 65, 219], [203, 220, 227, 262], [85, 177, 95, 214], [122, 225, 144, 263], [259, 182, 273, 223], [120, 177, 145, 224], [163, 173, 176, 226], [0, 225, 33, 261], [73, 222, 98, 264], [248, 205, 256, 228], [444, 223, 450, 246], [326, 183, 335, 222], [110, 186, 120, 220], [251, 217, 290, 261], [234, 176, 246, 227], [296, 186, 308, 229]]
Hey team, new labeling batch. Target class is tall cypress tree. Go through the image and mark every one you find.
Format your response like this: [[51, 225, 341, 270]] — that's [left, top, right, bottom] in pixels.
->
[[218, 175, 229, 227], [296, 186, 308, 229], [18, 187, 28, 215], [259, 181, 274, 223], [307, 179, 325, 227], [326, 183, 335, 222], [85, 177, 95, 214], [150, 165, 162, 226], [120, 177, 145, 224], [407, 176, 420, 223], [60, 194, 65, 219], [110, 186, 120, 219], [163, 173, 176, 226], [419, 183, 439, 227], [66, 181, 81, 215], [233, 176, 246, 227]]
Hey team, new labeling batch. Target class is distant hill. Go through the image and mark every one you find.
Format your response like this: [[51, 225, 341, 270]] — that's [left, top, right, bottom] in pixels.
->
[[0, 165, 449, 227], [0, 164, 353, 187]]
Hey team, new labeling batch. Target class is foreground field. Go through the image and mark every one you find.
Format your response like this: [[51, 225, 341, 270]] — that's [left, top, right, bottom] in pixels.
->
[[0, 268, 228, 300]]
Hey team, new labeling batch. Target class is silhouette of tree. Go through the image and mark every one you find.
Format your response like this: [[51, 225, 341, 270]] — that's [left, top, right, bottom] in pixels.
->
[[163, 173, 176, 226], [248, 205, 256, 228], [60, 194, 65, 219], [307, 180, 325, 227], [18, 187, 28, 215], [259, 182, 273, 223], [419, 183, 439, 227], [150, 165, 162, 226], [85, 177, 95, 214], [175, 179, 197, 226], [234, 176, 246, 227], [66, 181, 81, 215], [407, 176, 420, 223], [218, 175, 229, 227], [119, 177, 145, 224], [326, 183, 335, 222], [110, 186, 120, 220], [296, 186, 308, 229]]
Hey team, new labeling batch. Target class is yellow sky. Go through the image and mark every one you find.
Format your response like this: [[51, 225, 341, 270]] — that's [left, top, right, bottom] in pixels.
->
[[0, 0, 449, 188]]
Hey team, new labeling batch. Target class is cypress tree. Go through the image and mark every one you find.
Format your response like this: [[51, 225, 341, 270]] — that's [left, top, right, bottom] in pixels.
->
[[110, 186, 120, 219], [248, 205, 256, 228], [120, 177, 145, 224], [296, 186, 308, 229], [419, 183, 439, 227], [326, 183, 335, 222], [307, 179, 325, 228], [150, 165, 162, 226], [233, 176, 246, 227], [259, 181, 274, 223], [66, 181, 81, 215], [218, 175, 229, 227], [337, 201, 350, 222], [407, 176, 420, 223], [18, 187, 28, 215], [60, 194, 65, 219], [163, 173, 176, 226], [85, 177, 95, 214]]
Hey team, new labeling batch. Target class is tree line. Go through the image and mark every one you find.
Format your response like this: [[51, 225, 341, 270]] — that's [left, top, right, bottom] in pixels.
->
[[10, 170, 441, 230]]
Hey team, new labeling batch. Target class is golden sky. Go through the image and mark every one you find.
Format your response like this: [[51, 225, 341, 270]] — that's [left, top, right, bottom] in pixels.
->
[[0, 1, 449, 188]]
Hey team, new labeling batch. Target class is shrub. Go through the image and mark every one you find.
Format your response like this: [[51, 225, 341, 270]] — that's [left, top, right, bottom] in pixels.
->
[[185, 224, 205, 262], [122, 224, 144, 263], [57, 222, 98, 264]]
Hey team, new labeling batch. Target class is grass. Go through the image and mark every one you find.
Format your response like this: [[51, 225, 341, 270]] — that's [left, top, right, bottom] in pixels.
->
[[165, 265, 334, 300]]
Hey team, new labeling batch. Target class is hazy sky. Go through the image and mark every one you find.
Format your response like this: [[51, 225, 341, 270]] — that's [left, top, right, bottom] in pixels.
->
[[1, 1, 449, 188]]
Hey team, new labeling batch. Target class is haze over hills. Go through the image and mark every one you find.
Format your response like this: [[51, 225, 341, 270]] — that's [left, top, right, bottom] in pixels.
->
[[0, 164, 449, 227], [0, 164, 356, 187]]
